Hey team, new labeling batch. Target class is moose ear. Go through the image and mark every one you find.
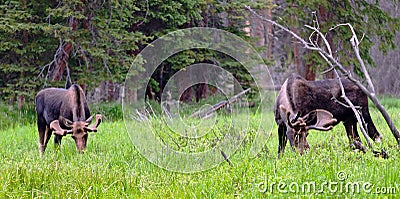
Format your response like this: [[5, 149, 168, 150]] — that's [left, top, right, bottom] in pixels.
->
[[304, 109, 337, 131], [60, 116, 73, 128]]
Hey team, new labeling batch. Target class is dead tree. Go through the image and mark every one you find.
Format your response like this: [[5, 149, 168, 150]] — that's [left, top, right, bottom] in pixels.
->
[[245, 5, 400, 147]]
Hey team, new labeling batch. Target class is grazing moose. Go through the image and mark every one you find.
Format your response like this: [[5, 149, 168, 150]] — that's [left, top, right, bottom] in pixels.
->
[[274, 74, 382, 155], [35, 84, 102, 155]]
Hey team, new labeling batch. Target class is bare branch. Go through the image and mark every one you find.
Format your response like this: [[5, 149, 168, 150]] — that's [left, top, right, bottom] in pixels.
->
[[36, 38, 66, 85], [334, 69, 372, 149], [245, 5, 400, 146], [305, 25, 333, 56], [136, 0, 149, 27], [244, 5, 319, 51], [350, 35, 376, 94], [221, 150, 234, 167], [330, 96, 360, 109], [330, 23, 375, 93]]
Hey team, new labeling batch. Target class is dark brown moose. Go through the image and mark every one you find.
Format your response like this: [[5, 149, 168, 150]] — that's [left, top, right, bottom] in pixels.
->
[[274, 74, 382, 155], [35, 84, 102, 155]]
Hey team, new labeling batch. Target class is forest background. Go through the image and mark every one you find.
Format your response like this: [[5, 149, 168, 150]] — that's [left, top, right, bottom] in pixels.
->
[[1, 0, 400, 108]]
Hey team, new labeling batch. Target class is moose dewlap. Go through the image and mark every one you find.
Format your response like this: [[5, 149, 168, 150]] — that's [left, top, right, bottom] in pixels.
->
[[35, 84, 102, 155], [274, 74, 382, 155]]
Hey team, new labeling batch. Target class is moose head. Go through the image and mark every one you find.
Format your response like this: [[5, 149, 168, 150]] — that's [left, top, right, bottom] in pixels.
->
[[50, 114, 102, 153], [279, 105, 337, 154]]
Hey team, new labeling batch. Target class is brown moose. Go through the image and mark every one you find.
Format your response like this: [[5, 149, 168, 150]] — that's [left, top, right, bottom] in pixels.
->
[[35, 84, 102, 155], [274, 74, 382, 155]]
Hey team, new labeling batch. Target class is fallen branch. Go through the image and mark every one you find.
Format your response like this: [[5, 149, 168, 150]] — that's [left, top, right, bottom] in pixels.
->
[[190, 88, 251, 119]]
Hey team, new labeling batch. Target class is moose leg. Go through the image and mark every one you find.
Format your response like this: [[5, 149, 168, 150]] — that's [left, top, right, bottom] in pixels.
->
[[54, 135, 63, 150], [278, 124, 287, 156], [39, 126, 52, 155], [37, 117, 51, 155], [44, 126, 52, 149], [352, 124, 367, 152], [361, 108, 382, 142], [344, 121, 366, 152], [344, 121, 360, 142], [38, 123, 46, 155]]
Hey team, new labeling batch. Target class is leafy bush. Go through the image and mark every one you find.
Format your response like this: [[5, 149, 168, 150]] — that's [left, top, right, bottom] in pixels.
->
[[90, 102, 123, 122], [0, 102, 36, 130]]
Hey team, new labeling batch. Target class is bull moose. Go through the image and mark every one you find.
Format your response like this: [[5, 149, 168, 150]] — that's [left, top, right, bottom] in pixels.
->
[[35, 84, 102, 155], [274, 74, 382, 155]]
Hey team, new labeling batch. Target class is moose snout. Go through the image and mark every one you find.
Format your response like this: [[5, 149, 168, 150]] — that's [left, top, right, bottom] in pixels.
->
[[77, 149, 85, 154], [74, 139, 87, 154], [76, 146, 86, 154], [290, 130, 310, 155]]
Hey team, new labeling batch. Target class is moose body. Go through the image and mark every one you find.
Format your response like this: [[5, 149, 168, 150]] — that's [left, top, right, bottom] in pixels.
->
[[35, 84, 101, 155], [274, 74, 382, 155]]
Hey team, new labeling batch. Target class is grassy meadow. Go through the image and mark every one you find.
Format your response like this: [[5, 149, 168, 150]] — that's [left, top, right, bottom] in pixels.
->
[[1, 98, 400, 198]]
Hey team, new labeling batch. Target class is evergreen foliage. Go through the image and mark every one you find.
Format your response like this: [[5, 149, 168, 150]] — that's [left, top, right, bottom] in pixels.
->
[[283, 0, 400, 76], [0, 0, 398, 106]]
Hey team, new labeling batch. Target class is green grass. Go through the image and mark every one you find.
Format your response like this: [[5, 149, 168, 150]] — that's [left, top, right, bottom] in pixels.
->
[[1, 98, 400, 198]]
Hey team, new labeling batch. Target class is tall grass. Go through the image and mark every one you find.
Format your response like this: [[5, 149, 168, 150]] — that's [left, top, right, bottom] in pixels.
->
[[0, 102, 36, 130], [1, 97, 400, 198]]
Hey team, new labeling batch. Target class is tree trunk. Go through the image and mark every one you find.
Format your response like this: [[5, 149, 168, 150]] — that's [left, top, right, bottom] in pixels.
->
[[51, 18, 78, 81], [291, 14, 305, 78], [178, 70, 192, 102], [266, 7, 274, 59], [108, 81, 114, 102], [52, 0, 86, 82], [195, 83, 208, 102], [146, 85, 155, 101], [318, 5, 335, 79]]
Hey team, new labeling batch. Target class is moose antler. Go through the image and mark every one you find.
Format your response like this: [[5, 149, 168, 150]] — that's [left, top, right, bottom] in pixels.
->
[[287, 112, 307, 129], [84, 114, 102, 132], [50, 120, 72, 136], [290, 111, 302, 124], [281, 104, 337, 131], [60, 116, 73, 128], [279, 105, 306, 129], [304, 109, 337, 131]]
